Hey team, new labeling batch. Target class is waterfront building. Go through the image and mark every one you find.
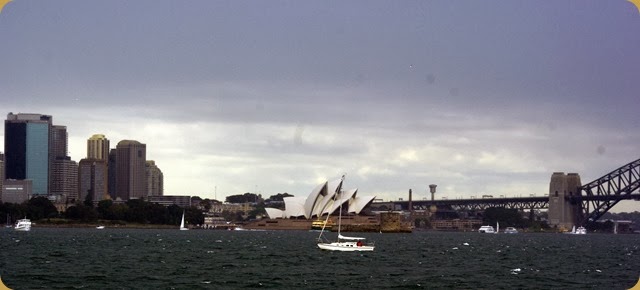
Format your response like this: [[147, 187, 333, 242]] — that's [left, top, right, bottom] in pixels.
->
[[78, 158, 108, 204], [147, 195, 191, 208], [264, 177, 376, 219], [87, 134, 110, 161], [115, 140, 147, 200], [145, 160, 163, 197], [209, 202, 255, 215], [1, 179, 32, 204], [4, 113, 52, 195]]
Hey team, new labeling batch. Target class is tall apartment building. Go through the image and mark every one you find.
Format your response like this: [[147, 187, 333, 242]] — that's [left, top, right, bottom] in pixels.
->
[[115, 140, 147, 200], [50, 157, 78, 200], [77, 134, 111, 203], [146, 160, 163, 197], [4, 113, 52, 195], [87, 134, 110, 160], [50, 125, 78, 199], [108, 149, 117, 199], [51, 125, 68, 160], [78, 159, 108, 203]]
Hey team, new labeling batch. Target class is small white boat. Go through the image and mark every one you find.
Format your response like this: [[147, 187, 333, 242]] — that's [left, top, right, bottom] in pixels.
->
[[96, 226, 105, 230], [478, 225, 495, 233], [564, 225, 587, 235], [179, 211, 188, 231], [504, 227, 518, 234], [14, 218, 31, 231]]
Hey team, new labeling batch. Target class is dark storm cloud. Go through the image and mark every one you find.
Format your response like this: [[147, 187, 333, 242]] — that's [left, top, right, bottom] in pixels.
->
[[0, 1, 638, 211]]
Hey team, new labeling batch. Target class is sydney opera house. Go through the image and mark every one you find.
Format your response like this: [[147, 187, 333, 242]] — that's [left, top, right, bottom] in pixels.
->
[[264, 176, 376, 219]]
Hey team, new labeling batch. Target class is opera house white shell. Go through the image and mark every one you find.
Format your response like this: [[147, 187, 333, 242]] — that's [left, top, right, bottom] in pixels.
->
[[265, 177, 376, 219]]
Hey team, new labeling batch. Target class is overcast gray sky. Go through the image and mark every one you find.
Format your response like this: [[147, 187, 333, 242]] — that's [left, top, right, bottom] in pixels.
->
[[1, 1, 639, 211]]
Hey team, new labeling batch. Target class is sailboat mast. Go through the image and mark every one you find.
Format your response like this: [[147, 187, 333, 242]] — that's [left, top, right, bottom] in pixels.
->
[[338, 200, 342, 236], [317, 175, 345, 240]]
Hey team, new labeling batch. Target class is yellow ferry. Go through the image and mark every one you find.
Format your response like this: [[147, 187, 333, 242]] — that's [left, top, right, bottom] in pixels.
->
[[311, 219, 334, 232]]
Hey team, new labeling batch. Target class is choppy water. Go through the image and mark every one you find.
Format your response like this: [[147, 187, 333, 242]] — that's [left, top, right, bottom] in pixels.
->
[[1, 228, 639, 289]]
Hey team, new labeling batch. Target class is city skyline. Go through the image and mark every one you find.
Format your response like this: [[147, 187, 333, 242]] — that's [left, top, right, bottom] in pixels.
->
[[1, 1, 639, 211]]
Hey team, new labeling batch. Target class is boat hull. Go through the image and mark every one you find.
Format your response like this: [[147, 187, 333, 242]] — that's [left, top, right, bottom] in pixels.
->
[[317, 242, 374, 252]]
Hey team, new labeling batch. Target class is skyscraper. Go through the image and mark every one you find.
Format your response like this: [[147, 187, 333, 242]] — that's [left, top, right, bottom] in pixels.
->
[[51, 125, 68, 160], [50, 157, 78, 200], [115, 140, 147, 200], [50, 125, 78, 199], [78, 158, 108, 204], [146, 160, 163, 197], [4, 113, 52, 195], [108, 149, 117, 199], [87, 134, 110, 161]]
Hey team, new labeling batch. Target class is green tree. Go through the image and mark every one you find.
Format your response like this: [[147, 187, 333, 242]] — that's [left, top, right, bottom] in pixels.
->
[[64, 204, 98, 222], [96, 200, 114, 219], [27, 196, 58, 220]]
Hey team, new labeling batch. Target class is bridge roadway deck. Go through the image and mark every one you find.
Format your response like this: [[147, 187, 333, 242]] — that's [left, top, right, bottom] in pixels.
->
[[372, 194, 640, 211]]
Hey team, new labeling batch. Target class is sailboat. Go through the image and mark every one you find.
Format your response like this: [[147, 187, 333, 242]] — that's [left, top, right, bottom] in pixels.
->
[[317, 175, 375, 252], [179, 211, 189, 231], [496, 222, 499, 234]]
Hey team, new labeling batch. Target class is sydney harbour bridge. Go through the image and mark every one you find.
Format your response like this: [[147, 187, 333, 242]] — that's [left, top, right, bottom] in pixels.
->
[[371, 158, 640, 227]]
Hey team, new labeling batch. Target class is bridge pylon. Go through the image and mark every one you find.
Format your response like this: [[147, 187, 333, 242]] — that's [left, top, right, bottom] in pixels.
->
[[548, 172, 582, 230]]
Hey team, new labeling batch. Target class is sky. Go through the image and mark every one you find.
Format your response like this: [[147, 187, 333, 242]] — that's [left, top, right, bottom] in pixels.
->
[[0, 1, 639, 212]]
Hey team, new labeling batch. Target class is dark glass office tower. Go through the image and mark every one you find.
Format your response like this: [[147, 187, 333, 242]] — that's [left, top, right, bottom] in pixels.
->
[[4, 113, 52, 195]]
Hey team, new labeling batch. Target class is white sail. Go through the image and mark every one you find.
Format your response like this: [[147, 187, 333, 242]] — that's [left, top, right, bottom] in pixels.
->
[[180, 211, 188, 231]]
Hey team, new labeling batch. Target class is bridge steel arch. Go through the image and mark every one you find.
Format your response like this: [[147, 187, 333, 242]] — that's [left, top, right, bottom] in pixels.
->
[[578, 158, 640, 225]]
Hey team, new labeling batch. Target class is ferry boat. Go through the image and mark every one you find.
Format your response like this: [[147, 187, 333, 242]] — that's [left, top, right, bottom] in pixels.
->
[[311, 219, 334, 232], [14, 218, 32, 231], [478, 225, 495, 233]]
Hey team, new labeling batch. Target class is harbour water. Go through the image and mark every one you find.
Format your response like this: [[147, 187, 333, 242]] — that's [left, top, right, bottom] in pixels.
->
[[1, 228, 639, 289]]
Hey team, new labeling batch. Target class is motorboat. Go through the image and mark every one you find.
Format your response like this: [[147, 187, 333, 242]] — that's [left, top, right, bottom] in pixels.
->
[[96, 226, 105, 229], [478, 225, 495, 233], [504, 227, 518, 234], [564, 225, 587, 235], [14, 218, 31, 231]]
